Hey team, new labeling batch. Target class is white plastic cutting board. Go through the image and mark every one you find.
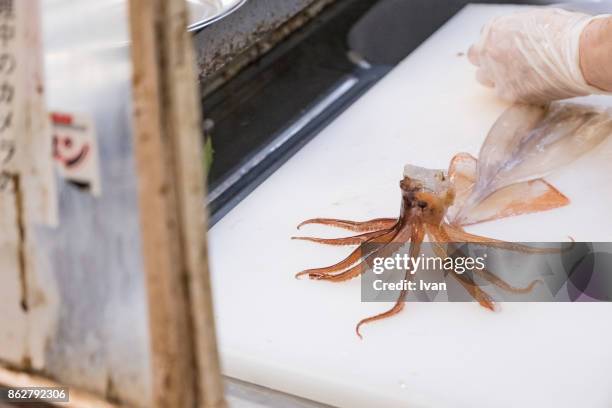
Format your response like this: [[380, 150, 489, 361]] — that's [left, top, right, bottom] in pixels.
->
[[209, 5, 612, 408]]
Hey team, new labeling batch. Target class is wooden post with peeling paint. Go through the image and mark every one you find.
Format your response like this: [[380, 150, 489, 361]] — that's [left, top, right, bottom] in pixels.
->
[[0, 0, 57, 371], [128, 0, 226, 407]]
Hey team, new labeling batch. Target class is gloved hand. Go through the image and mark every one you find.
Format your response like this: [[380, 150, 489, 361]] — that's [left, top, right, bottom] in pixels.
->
[[468, 8, 609, 103]]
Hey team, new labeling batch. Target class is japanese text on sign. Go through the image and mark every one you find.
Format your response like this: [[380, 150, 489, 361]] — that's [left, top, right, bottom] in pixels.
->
[[0, 0, 17, 190]]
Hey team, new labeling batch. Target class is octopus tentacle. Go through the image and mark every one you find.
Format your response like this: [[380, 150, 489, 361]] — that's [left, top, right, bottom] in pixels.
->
[[426, 228, 495, 310], [441, 224, 566, 254], [291, 228, 392, 246], [297, 218, 397, 232], [308, 226, 404, 281], [451, 269, 496, 311], [295, 225, 399, 279], [428, 225, 540, 296], [355, 224, 424, 339], [355, 302, 405, 340], [472, 267, 542, 294]]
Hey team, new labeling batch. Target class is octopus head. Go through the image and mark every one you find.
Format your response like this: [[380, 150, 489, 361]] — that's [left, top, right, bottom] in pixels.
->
[[400, 164, 455, 223]]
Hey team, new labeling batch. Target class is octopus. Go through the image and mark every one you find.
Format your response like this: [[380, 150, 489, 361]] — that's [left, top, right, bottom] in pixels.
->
[[293, 103, 612, 338]]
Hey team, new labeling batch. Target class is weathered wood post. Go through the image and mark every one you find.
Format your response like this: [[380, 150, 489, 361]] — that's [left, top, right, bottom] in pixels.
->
[[128, 0, 226, 406], [0, 0, 57, 370]]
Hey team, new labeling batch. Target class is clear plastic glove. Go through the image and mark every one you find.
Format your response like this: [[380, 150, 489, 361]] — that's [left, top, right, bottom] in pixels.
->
[[468, 8, 609, 103]]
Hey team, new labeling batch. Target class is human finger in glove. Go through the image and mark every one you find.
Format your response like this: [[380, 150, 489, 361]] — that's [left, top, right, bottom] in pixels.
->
[[468, 8, 612, 103]]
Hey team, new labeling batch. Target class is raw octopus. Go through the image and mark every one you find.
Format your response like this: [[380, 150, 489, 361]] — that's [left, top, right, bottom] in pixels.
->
[[293, 103, 612, 338]]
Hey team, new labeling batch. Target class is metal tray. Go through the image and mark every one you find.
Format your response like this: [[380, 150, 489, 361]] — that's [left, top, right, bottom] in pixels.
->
[[187, 0, 247, 32], [44, 0, 247, 51]]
